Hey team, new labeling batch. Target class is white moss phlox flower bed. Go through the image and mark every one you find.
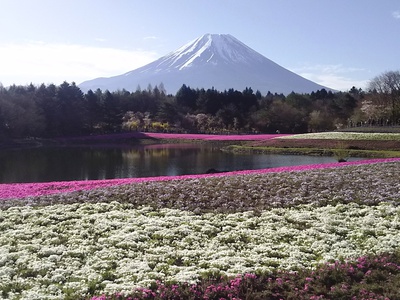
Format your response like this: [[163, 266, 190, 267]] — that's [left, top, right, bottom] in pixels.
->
[[0, 158, 399, 299]]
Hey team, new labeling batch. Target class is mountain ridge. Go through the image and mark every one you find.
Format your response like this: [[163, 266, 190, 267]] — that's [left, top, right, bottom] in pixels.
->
[[79, 34, 333, 95]]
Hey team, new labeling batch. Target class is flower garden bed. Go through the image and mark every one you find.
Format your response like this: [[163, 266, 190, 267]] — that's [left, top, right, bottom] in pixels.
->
[[277, 132, 400, 141], [0, 158, 398, 202], [237, 132, 400, 160], [249, 132, 400, 151], [54, 132, 289, 145], [249, 138, 400, 152], [1, 158, 400, 299]]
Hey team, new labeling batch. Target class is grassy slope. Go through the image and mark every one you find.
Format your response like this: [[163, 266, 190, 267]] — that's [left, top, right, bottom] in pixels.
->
[[227, 132, 400, 158]]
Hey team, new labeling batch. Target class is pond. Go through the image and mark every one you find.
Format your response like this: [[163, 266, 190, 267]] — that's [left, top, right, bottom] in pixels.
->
[[0, 144, 362, 183]]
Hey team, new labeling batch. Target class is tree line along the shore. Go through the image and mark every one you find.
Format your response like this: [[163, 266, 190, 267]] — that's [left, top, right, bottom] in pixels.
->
[[0, 70, 399, 140]]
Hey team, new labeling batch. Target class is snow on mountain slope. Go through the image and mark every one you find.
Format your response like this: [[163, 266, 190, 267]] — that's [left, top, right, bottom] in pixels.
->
[[155, 34, 263, 70], [79, 34, 332, 95]]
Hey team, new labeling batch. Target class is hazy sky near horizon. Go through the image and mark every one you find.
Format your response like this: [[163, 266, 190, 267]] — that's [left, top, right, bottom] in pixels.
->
[[1, 0, 399, 92]]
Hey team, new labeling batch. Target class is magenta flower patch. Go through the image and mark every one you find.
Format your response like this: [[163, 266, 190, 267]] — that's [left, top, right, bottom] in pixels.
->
[[141, 132, 291, 140], [1, 157, 399, 200]]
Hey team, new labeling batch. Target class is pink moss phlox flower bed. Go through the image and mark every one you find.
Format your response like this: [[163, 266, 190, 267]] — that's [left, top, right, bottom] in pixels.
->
[[1, 158, 399, 200], [142, 132, 291, 140], [56, 132, 291, 142], [90, 253, 400, 300]]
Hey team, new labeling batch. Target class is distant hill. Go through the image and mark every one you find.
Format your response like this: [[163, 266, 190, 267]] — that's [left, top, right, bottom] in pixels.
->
[[79, 33, 333, 95]]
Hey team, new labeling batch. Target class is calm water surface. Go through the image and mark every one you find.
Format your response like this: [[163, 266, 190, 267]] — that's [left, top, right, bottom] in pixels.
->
[[0, 144, 361, 183]]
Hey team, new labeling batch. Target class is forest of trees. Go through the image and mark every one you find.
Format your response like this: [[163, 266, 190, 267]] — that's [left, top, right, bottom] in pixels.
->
[[0, 70, 399, 141]]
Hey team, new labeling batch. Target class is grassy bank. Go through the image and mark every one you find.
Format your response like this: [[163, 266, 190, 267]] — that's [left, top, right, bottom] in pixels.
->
[[225, 145, 400, 159], [227, 132, 400, 159]]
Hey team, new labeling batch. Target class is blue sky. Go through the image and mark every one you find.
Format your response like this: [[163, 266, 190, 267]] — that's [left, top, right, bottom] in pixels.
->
[[1, 0, 399, 91]]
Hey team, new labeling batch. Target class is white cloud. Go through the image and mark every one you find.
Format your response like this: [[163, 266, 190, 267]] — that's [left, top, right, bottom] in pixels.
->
[[392, 10, 400, 19], [290, 63, 370, 91], [0, 42, 158, 86]]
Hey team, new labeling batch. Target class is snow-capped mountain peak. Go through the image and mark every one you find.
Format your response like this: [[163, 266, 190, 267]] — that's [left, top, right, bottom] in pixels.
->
[[79, 34, 333, 95], [159, 34, 261, 71]]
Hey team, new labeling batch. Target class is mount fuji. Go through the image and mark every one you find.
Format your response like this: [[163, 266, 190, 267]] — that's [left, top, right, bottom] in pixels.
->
[[79, 34, 332, 95]]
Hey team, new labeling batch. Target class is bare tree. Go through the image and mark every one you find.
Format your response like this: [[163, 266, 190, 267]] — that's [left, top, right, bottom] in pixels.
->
[[368, 70, 400, 125]]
